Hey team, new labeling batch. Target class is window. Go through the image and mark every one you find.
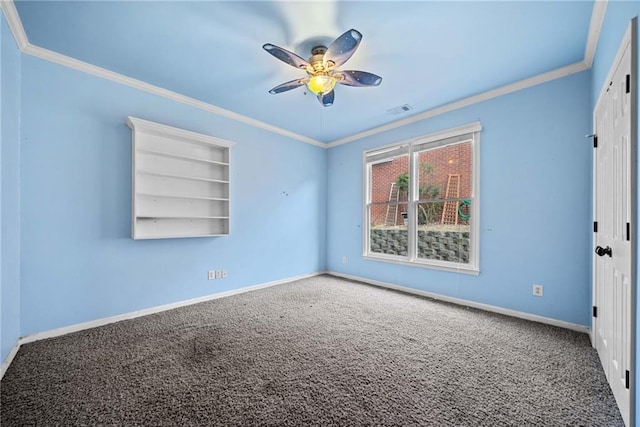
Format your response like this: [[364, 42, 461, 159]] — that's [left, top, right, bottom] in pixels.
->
[[363, 122, 480, 274]]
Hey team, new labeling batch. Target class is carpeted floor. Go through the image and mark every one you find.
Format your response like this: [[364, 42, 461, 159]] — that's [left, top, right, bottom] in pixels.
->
[[1, 275, 624, 426]]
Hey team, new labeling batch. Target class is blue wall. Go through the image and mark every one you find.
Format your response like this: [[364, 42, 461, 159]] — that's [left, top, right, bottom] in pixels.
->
[[590, 2, 640, 425], [18, 55, 327, 336], [327, 70, 592, 326], [1, 0, 633, 403], [1, 15, 21, 364]]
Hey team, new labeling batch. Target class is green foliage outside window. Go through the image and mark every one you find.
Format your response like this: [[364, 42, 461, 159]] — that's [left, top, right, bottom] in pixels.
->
[[395, 162, 441, 224]]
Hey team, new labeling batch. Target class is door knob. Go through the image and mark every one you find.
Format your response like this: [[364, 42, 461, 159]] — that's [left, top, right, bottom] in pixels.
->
[[595, 246, 612, 257]]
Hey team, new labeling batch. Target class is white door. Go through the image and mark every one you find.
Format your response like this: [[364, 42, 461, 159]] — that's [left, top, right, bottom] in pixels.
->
[[593, 32, 634, 426]]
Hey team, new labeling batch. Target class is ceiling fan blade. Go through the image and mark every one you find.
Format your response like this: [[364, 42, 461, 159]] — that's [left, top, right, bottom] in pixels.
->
[[269, 78, 308, 94], [263, 43, 310, 70], [337, 70, 382, 87], [323, 29, 362, 69], [317, 90, 334, 107]]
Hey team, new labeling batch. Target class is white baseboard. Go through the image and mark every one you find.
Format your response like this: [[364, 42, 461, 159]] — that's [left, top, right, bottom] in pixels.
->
[[0, 272, 322, 378], [20, 272, 322, 345], [2, 270, 588, 379], [0, 339, 22, 380], [328, 271, 590, 334]]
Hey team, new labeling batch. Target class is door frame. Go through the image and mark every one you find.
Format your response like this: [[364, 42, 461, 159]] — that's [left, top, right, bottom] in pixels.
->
[[591, 17, 638, 426]]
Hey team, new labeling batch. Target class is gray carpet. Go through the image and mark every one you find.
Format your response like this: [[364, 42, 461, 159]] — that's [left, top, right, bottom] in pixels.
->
[[1, 275, 623, 426]]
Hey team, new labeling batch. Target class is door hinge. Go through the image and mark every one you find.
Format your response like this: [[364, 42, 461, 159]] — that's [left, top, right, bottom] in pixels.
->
[[626, 74, 631, 94], [626, 370, 630, 389], [594, 135, 598, 148], [593, 306, 598, 318], [594, 221, 598, 233], [627, 222, 631, 241]]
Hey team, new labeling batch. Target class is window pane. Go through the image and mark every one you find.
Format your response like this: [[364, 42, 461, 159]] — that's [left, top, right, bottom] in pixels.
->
[[417, 141, 472, 201], [370, 154, 409, 204], [369, 203, 408, 256], [416, 201, 471, 264], [365, 145, 409, 164], [364, 126, 478, 272]]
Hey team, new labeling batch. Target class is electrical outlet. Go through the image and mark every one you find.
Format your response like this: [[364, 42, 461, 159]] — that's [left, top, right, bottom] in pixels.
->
[[342, 256, 347, 264], [533, 284, 543, 297], [209, 270, 227, 280]]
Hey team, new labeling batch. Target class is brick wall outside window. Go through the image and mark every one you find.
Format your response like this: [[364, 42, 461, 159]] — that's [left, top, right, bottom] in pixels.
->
[[370, 142, 472, 226]]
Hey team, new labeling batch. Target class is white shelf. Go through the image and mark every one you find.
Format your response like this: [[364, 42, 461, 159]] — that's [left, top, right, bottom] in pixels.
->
[[138, 216, 229, 220], [137, 192, 229, 202], [137, 147, 229, 166], [128, 117, 234, 239], [132, 233, 230, 240], [137, 170, 229, 184], [134, 217, 229, 239]]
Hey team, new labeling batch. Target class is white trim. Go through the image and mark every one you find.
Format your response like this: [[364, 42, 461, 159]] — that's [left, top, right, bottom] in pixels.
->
[[472, 128, 481, 274], [0, 2, 26, 384], [18, 272, 321, 345], [0, 272, 323, 377], [327, 61, 588, 148], [631, 19, 638, 427], [584, 0, 608, 67], [329, 272, 590, 334], [363, 254, 480, 275], [1, 0, 606, 150], [363, 139, 412, 159], [363, 122, 481, 273], [413, 121, 482, 146], [362, 152, 370, 256], [126, 116, 235, 148], [0, 339, 22, 380], [591, 20, 637, 425], [0, 0, 28, 49], [328, 0, 606, 147], [20, 44, 325, 148], [594, 23, 632, 111], [1, 269, 587, 380], [361, 121, 482, 157]]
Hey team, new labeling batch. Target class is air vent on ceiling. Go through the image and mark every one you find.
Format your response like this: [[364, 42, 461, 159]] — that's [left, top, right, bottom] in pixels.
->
[[387, 104, 413, 115]]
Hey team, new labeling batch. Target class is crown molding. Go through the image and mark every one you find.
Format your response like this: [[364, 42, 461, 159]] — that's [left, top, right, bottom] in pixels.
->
[[1, 1, 324, 148], [21, 45, 325, 147], [584, 0, 608, 67], [2, 0, 607, 150], [0, 0, 28, 49], [326, 0, 607, 147], [326, 61, 589, 148]]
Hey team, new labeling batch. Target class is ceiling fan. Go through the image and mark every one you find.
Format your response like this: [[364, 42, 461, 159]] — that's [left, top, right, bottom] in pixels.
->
[[263, 29, 382, 107]]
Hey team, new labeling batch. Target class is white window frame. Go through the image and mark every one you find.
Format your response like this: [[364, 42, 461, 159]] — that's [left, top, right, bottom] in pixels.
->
[[363, 122, 481, 275]]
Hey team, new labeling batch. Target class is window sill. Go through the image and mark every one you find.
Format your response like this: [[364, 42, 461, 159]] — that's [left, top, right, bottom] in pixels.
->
[[363, 253, 480, 276]]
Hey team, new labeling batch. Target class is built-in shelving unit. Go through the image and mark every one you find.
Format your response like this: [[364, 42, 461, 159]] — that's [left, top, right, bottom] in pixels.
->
[[127, 116, 234, 239]]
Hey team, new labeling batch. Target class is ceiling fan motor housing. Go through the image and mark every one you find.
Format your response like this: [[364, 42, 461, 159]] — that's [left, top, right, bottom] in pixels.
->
[[311, 46, 327, 55], [309, 46, 330, 73]]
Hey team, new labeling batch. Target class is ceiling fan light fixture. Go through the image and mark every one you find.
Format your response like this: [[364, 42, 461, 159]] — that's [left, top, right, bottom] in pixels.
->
[[264, 29, 381, 106], [306, 75, 337, 95]]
